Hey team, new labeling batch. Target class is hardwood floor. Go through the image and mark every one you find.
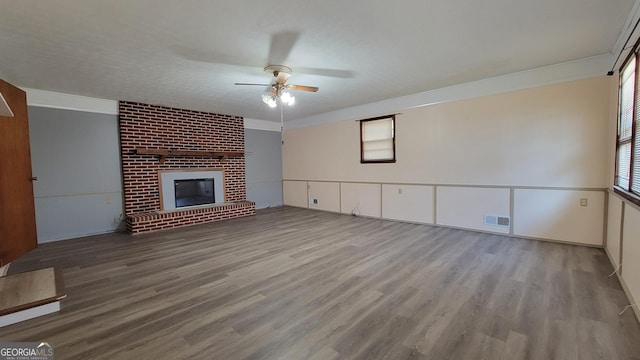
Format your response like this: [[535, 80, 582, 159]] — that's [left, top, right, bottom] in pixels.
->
[[2, 206, 639, 359]]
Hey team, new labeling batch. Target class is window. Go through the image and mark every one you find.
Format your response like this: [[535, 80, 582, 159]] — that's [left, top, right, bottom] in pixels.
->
[[616, 50, 640, 202], [360, 115, 396, 163]]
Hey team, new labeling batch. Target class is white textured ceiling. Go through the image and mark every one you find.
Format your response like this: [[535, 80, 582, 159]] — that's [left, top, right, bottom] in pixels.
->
[[0, 0, 635, 122]]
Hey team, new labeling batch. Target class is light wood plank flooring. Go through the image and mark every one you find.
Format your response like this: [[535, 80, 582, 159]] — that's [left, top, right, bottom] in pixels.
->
[[1, 206, 639, 359]]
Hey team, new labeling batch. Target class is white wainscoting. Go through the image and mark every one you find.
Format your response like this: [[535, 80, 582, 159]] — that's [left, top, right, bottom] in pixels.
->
[[284, 179, 606, 246], [340, 183, 381, 217], [513, 189, 604, 246], [606, 192, 640, 322], [283, 180, 308, 208], [621, 202, 640, 314], [436, 186, 510, 234], [308, 181, 340, 212], [382, 184, 434, 224], [606, 194, 624, 268]]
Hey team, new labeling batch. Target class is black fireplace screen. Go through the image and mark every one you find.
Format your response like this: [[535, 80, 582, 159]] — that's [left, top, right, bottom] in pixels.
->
[[174, 178, 215, 208]]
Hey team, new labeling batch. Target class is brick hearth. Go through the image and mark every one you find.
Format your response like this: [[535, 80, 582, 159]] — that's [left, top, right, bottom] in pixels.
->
[[119, 101, 255, 233]]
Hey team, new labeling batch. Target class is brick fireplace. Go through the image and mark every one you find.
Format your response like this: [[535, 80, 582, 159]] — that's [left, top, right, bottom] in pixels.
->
[[119, 101, 255, 234]]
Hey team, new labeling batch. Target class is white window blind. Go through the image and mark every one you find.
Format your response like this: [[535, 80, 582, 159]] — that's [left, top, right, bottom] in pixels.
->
[[619, 142, 631, 190], [634, 127, 640, 193], [616, 48, 640, 202], [617, 57, 635, 190], [361, 115, 395, 163], [633, 65, 640, 193]]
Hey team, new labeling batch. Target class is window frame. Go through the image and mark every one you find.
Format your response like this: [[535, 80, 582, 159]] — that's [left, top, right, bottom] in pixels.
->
[[360, 114, 396, 164], [615, 45, 640, 206]]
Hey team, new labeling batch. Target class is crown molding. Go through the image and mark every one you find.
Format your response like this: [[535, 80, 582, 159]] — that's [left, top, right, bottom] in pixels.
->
[[23, 88, 118, 115], [611, 0, 640, 71], [244, 118, 282, 131], [21, 88, 282, 131]]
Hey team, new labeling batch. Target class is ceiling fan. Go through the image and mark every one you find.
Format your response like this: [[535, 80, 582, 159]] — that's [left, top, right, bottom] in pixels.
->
[[235, 65, 318, 108]]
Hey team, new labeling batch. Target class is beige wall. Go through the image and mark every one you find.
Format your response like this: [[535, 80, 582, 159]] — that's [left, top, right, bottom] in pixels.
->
[[284, 76, 610, 187], [283, 76, 612, 245]]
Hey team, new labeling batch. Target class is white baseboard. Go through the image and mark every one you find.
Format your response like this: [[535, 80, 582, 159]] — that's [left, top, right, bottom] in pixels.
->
[[0, 301, 61, 328]]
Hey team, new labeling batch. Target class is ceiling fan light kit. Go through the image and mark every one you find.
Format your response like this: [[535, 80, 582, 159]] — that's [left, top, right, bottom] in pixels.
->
[[236, 64, 318, 108], [280, 91, 295, 106], [262, 90, 295, 108]]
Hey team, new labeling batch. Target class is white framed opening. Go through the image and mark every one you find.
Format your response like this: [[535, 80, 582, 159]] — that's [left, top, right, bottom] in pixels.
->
[[159, 169, 225, 211]]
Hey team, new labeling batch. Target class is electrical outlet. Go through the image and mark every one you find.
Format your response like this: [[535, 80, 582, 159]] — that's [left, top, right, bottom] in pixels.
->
[[580, 198, 588, 207], [106, 196, 112, 204], [309, 198, 319, 205], [398, 188, 403, 195]]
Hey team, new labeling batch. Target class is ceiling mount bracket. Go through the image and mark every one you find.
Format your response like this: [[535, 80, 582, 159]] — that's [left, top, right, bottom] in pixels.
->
[[264, 65, 292, 76]]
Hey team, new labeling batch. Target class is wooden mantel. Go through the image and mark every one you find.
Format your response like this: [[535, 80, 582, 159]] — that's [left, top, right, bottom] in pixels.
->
[[134, 148, 244, 163]]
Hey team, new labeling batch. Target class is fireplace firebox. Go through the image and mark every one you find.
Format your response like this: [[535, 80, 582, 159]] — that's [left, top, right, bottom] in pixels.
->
[[174, 178, 214, 208]]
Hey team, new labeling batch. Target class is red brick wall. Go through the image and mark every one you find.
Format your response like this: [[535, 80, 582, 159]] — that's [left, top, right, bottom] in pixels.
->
[[119, 101, 254, 233], [125, 201, 255, 234]]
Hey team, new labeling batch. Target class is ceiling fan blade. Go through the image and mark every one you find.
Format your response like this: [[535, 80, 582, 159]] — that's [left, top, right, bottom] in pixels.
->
[[175, 46, 263, 70], [268, 31, 300, 65], [297, 67, 356, 79], [287, 84, 319, 92], [234, 83, 271, 86]]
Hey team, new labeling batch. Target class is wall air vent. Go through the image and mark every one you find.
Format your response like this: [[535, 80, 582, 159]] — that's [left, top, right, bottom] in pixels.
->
[[484, 215, 497, 225], [484, 214, 510, 227]]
